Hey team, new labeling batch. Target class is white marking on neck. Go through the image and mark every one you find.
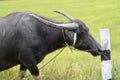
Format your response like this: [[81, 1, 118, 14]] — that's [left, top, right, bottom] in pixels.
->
[[73, 32, 77, 46]]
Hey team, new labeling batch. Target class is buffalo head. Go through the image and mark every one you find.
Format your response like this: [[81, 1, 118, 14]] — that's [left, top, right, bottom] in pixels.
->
[[29, 10, 102, 56]]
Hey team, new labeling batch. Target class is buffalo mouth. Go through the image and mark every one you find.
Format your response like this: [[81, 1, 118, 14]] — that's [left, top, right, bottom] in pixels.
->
[[89, 49, 103, 56], [74, 45, 103, 56]]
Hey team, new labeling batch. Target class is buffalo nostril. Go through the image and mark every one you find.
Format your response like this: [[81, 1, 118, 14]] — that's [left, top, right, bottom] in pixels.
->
[[98, 49, 103, 55], [98, 49, 103, 52]]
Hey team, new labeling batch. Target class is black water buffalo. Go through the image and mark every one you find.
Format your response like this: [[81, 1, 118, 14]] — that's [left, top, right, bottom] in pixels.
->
[[0, 10, 102, 80]]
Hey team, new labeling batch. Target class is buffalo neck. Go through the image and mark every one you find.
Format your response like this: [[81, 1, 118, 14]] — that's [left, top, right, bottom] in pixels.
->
[[37, 24, 66, 54]]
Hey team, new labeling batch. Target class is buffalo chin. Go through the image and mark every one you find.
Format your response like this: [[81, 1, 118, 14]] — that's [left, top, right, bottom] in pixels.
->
[[89, 51, 102, 56]]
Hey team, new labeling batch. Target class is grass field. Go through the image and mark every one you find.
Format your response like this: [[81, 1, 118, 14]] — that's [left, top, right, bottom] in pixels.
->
[[0, 0, 120, 80]]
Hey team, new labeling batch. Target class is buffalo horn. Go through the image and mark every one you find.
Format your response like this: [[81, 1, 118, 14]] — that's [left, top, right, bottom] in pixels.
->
[[29, 13, 79, 30], [54, 10, 75, 21]]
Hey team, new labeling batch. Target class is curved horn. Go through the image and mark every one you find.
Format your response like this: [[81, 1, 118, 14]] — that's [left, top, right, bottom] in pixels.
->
[[29, 13, 79, 30], [54, 10, 75, 21]]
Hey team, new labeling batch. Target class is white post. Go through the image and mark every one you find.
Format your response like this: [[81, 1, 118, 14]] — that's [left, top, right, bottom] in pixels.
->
[[99, 29, 112, 80]]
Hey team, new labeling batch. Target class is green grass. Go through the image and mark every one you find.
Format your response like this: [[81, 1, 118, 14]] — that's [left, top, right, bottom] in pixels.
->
[[0, 0, 120, 80]]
